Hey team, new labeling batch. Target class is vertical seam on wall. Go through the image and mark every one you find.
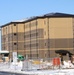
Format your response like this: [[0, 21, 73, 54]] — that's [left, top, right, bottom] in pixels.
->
[[36, 19, 38, 58], [3, 28, 5, 49], [30, 22, 32, 58], [72, 18, 74, 53], [48, 18, 50, 57], [12, 24, 13, 59], [8, 25, 10, 60], [24, 23, 25, 56], [0, 27, 3, 50], [16, 23, 18, 55]]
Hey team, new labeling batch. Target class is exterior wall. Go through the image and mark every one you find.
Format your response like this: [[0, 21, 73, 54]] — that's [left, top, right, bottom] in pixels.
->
[[49, 18, 73, 57], [1, 23, 25, 58], [1, 17, 74, 59], [24, 19, 45, 58], [49, 18, 73, 39]]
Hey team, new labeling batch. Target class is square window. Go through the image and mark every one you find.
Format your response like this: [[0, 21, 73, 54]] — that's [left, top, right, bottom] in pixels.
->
[[14, 43, 17, 45]]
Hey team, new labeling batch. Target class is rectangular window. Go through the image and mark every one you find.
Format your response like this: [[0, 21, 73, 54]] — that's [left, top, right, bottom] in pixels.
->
[[14, 24, 16, 26], [36, 21, 38, 25], [30, 34, 31, 37], [24, 35, 25, 38], [36, 43, 38, 46], [45, 43, 46, 46], [36, 33, 38, 36], [14, 33, 17, 35], [24, 45, 26, 48]]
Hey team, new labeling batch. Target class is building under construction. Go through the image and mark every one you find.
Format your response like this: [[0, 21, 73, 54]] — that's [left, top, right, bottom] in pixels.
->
[[1, 12, 74, 60]]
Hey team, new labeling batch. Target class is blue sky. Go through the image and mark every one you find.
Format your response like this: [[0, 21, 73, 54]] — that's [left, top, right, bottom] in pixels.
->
[[0, 0, 74, 49], [0, 0, 74, 25]]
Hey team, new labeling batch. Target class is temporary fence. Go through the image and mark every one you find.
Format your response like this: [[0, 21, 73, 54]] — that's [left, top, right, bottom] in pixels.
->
[[0, 57, 61, 71], [22, 57, 61, 71]]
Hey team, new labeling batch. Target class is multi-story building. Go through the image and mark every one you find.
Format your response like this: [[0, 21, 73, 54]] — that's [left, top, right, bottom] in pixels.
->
[[1, 13, 74, 60]]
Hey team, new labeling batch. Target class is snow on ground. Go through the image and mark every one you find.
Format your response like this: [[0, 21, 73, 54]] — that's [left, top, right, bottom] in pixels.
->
[[0, 61, 74, 75]]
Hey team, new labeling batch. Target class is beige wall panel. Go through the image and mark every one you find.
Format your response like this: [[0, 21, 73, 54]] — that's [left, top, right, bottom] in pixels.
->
[[1, 28, 3, 35], [12, 25, 17, 33], [31, 26, 36, 30], [39, 50, 45, 58], [9, 24, 12, 34], [25, 51, 30, 54], [50, 48, 73, 50], [37, 19, 45, 29], [37, 18, 49, 39], [25, 28, 30, 32], [31, 20, 37, 30], [17, 52, 24, 55], [3, 27, 6, 35], [2, 44, 5, 50], [44, 18, 49, 39], [31, 51, 37, 54], [50, 50, 56, 58], [18, 23, 24, 32], [49, 18, 73, 38], [6, 26, 9, 34], [2, 28, 5, 36], [17, 50, 24, 52], [5, 43, 9, 50], [12, 50, 17, 52], [50, 28, 73, 38], [25, 22, 30, 32], [4, 27, 6, 35]]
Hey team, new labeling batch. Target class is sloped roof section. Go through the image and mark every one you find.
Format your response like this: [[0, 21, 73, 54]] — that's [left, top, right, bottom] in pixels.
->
[[1, 12, 74, 27], [22, 13, 74, 23], [43, 12, 74, 17]]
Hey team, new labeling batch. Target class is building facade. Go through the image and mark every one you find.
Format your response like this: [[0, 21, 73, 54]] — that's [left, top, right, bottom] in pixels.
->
[[1, 13, 74, 60]]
